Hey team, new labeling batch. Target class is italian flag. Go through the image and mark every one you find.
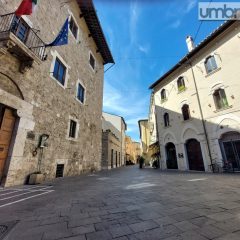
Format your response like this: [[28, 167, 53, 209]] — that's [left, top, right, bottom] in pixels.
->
[[15, 0, 38, 16]]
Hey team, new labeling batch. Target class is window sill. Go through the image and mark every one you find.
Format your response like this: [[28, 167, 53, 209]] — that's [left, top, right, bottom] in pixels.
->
[[182, 118, 192, 123], [161, 99, 167, 104], [50, 74, 66, 89], [66, 137, 78, 142], [214, 105, 232, 113], [75, 97, 85, 105], [205, 67, 221, 78], [178, 88, 187, 94]]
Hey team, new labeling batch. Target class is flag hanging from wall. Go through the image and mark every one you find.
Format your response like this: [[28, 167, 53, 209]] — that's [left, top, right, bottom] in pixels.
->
[[15, 0, 38, 16], [46, 18, 69, 47]]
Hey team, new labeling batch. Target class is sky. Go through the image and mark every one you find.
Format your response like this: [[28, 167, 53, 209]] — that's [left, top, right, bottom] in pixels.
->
[[93, 0, 237, 141]]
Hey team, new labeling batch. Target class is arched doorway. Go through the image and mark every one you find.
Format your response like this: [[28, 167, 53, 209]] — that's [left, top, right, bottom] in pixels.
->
[[219, 132, 240, 170], [0, 104, 17, 184], [165, 142, 178, 169], [186, 139, 205, 171]]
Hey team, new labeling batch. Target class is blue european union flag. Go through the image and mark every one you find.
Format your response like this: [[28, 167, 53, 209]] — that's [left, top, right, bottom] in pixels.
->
[[46, 18, 69, 47]]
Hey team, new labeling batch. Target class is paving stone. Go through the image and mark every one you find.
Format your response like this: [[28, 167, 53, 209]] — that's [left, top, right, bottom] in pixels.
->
[[94, 220, 120, 231], [138, 212, 163, 221], [195, 224, 226, 239], [60, 235, 86, 240], [153, 216, 177, 226], [68, 217, 101, 228], [71, 224, 95, 235], [174, 220, 200, 232], [163, 230, 209, 240], [132, 225, 181, 240], [86, 230, 112, 240], [2, 168, 240, 240], [109, 225, 133, 238], [129, 220, 159, 233], [214, 231, 240, 240], [213, 218, 240, 233]]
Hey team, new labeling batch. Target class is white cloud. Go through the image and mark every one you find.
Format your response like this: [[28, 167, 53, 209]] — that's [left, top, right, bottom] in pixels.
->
[[103, 80, 149, 141], [138, 44, 150, 54], [186, 0, 197, 13], [170, 19, 181, 29]]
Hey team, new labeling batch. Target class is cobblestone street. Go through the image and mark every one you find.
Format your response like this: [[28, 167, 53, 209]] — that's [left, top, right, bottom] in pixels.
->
[[1, 167, 240, 240]]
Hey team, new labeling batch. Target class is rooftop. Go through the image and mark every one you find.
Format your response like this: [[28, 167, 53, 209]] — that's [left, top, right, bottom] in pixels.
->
[[77, 0, 114, 65], [149, 20, 237, 89]]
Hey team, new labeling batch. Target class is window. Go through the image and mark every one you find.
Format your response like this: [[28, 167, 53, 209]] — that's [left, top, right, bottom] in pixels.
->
[[77, 83, 85, 103], [161, 89, 167, 102], [177, 77, 186, 92], [69, 16, 78, 39], [213, 89, 229, 110], [182, 104, 190, 121], [164, 113, 170, 127], [53, 58, 66, 85], [11, 16, 30, 43], [69, 120, 77, 138], [89, 53, 95, 70], [56, 164, 64, 178], [205, 56, 218, 74]]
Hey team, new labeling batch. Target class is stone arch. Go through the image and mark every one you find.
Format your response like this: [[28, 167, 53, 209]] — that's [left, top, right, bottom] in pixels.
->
[[213, 114, 240, 139], [181, 124, 201, 143], [0, 72, 24, 100], [163, 131, 177, 145]]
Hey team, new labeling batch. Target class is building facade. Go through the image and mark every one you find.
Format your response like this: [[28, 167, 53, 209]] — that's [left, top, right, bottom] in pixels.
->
[[101, 130, 121, 170], [102, 112, 127, 166], [149, 20, 240, 172], [138, 120, 151, 162], [125, 136, 141, 164], [0, 0, 114, 186]]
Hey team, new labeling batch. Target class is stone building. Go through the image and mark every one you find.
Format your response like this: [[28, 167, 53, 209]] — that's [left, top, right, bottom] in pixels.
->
[[138, 120, 151, 161], [0, 0, 114, 186], [149, 19, 240, 172], [101, 129, 121, 170], [102, 112, 127, 166], [125, 136, 141, 164]]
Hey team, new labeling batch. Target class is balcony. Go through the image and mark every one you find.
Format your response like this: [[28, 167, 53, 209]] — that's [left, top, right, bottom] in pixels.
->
[[0, 13, 46, 72]]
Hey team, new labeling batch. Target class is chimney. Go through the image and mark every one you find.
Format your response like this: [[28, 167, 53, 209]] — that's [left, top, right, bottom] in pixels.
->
[[186, 36, 195, 52]]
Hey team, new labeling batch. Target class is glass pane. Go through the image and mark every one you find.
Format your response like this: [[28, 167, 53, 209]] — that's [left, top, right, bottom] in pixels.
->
[[234, 141, 240, 168], [58, 64, 65, 85], [53, 60, 59, 79], [223, 142, 237, 168]]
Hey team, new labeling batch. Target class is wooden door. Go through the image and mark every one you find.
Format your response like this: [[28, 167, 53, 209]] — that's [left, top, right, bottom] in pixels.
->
[[186, 139, 205, 171], [0, 106, 16, 181]]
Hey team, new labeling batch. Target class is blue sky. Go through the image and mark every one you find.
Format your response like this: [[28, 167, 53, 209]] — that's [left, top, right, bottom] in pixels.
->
[[94, 0, 236, 141]]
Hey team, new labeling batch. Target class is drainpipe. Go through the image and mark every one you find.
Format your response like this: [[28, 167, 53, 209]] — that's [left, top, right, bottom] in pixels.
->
[[186, 57, 214, 172]]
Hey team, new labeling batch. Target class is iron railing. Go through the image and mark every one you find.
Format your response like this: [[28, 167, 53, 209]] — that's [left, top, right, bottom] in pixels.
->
[[0, 13, 46, 61]]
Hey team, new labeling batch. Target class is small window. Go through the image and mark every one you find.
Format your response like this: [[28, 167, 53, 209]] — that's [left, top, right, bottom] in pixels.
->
[[177, 77, 186, 92], [205, 56, 218, 74], [53, 57, 66, 85], [161, 89, 167, 102], [213, 89, 229, 110], [69, 120, 77, 138], [56, 164, 64, 178], [77, 83, 85, 103], [69, 16, 78, 39], [182, 104, 190, 121], [89, 53, 95, 70], [164, 113, 170, 127]]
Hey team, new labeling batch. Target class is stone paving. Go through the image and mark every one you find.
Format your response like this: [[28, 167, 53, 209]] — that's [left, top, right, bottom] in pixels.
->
[[1, 166, 240, 240]]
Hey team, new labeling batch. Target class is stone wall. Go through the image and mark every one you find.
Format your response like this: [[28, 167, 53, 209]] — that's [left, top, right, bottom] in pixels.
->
[[0, 0, 105, 186], [101, 130, 121, 170]]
